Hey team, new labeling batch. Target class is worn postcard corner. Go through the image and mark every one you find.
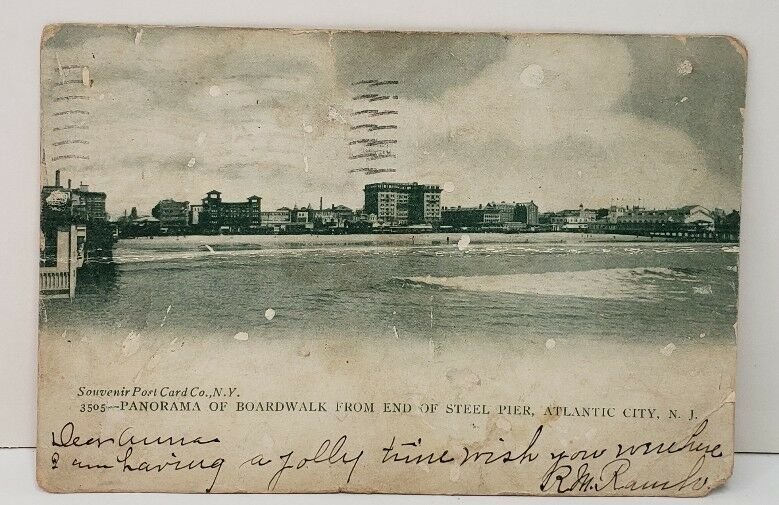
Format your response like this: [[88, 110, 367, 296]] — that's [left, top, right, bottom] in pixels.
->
[[37, 25, 744, 496]]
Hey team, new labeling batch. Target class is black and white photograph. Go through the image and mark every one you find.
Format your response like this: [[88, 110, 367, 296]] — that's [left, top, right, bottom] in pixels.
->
[[35, 25, 745, 496]]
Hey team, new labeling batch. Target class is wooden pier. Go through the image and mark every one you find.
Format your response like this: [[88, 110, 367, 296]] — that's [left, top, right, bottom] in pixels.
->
[[587, 222, 739, 242]]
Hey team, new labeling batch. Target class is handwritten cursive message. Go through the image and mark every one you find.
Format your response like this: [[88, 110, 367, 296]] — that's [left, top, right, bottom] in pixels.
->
[[47, 419, 725, 494]]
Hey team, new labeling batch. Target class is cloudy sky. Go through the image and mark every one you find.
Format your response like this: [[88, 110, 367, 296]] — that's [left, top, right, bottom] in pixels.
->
[[41, 26, 746, 216]]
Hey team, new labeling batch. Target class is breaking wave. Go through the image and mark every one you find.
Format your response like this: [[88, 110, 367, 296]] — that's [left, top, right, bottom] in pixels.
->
[[112, 245, 398, 264], [398, 267, 695, 301]]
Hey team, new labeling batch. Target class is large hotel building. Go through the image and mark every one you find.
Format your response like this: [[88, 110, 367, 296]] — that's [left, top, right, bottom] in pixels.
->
[[196, 190, 262, 233], [363, 182, 443, 226]]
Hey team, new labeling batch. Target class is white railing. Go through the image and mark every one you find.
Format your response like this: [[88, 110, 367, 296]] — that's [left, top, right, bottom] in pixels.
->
[[40, 268, 70, 296]]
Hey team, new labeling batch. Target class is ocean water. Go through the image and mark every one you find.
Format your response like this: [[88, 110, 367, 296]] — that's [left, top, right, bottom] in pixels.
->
[[41, 234, 739, 344]]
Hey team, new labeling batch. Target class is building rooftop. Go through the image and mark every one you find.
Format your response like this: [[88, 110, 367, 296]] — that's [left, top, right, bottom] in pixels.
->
[[363, 182, 441, 191]]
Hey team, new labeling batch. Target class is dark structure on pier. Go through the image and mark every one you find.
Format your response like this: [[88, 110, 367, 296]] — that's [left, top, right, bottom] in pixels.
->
[[587, 205, 740, 242]]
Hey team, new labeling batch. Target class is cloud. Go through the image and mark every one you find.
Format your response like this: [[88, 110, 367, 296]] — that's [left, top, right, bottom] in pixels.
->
[[361, 35, 738, 211], [41, 27, 743, 216]]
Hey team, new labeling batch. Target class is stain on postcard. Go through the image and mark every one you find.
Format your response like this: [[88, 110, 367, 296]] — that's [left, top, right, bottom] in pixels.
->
[[37, 25, 745, 496]]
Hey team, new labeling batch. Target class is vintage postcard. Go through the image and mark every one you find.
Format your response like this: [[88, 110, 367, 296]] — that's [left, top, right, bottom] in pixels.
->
[[37, 25, 745, 496]]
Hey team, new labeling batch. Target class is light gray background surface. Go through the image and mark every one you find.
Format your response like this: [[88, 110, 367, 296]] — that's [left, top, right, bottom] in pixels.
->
[[1, 0, 777, 460]]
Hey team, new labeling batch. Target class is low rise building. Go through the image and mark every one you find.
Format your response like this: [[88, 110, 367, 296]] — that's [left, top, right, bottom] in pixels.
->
[[487, 201, 540, 227], [442, 200, 539, 230], [261, 209, 292, 225], [331, 204, 355, 225], [551, 204, 597, 230], [514, 201, 539, 226], [310, 204, 355, 228], [610, 205, 714, 228], [441, 205, 501, 229], [152, 199, 190, 233], [291, 206, 311, 224], [589, 204, 722, 239]]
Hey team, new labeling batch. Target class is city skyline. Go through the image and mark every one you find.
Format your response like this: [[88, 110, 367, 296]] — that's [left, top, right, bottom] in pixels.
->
[[41, 169, 740, 221], [41, 27, 744, 217]]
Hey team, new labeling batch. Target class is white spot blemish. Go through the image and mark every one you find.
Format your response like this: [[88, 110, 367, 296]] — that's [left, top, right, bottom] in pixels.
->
[[445, 368, 481, 388], [577, 170, 582, 177], [392, 325, 399, 339], [519, 64, 544, 88], [233, 332, 249, 341], [430, 295, 434, 329], [260, 433, 275, 452], [303, 155, 310, 172], [327, 106, 346, 124], [196, 132, 207, 145], [545, 338, 556, 350], [699, 332, 706, 339], [264, 308, 276, 321], [660, 343, 677, 356], [203, 244, 215, 253], [442, 181, 455, 193], [726, 265, 737, 272], [693, 285, 713, 295], [186, 157, 197, 168], [98, 93, 105, 101], [208, 85, 222, 97], [134, 29, 143, 46], [680, 96, 688, 103], [160, 305, 172, 327], [303, 124, 314, 133], [457, 234, 471, 251], [122, 331, 141, 356], [677, 59, 693, 75], [81, 67, 90, 87]]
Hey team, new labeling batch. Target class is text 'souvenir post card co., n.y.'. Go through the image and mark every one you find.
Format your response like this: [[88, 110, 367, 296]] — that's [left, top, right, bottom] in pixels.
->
[[37, 26, 745, 496]]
